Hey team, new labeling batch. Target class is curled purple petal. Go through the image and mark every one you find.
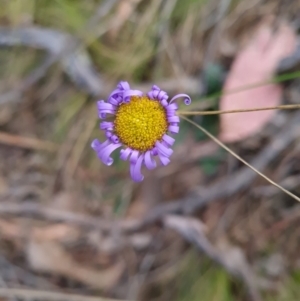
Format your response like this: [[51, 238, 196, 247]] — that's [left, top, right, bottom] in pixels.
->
[[147, 91, 154, 99], [97, 101, 107, 118], [91, 139, 110, 153], [130, 150, 139, 164], [167, 103, 178, 111], [155, 141, 173, 157], [110, 135, 120, 144], [154, 90, 166, 100], [130, 154, 144, 182], [100, 122, 114, 130], [130, 164, 135, 180], [151, 147, 158, 156], [98, 102, 116, 111], [108, 96, 120, 106], [158, 154, 170, 166], [148, 88, 168, 102], [99, 143, 122, 166], [166, 110, 176, 117], [144, 151, 156, 170], [105, 131, 112, 139], [98, 109, 116, 115], [160, 99, 168, 107], [162, 134, 175, 146], [97, 101, 116, 115], [169, 93, 191, 105], [118, 81, 130, 91], [148, 85, 162, 99], [91, 139, 101, 150], [120, 148, 132, 161], [123, 90, 143, 102], [152, 90, 159, 99], [168, 125, 179, 134], [109, 88, 122, 100], [97, 100, 105, 106], [168, 116, 180, 123], [157, 90, 168, 101]]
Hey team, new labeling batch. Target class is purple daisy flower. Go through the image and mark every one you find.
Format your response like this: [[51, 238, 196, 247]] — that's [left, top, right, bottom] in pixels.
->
[[91, 81, 191, 182]]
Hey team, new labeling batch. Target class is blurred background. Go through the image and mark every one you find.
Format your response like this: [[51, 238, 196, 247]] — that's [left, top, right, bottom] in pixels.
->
[[1, 0, 300, 300]]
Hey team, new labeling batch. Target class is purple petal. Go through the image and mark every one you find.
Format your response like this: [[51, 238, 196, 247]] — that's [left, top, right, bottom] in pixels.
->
[[91, 139, 110, 153], [149, 89, 168, 101], [160, 99, 168, 107], [108, 96, 120, 106], [147, 91, 155, 99], [162, 134, 175, 146], [167, 103, 178, 111], [98, 102, 116, 111], [99, 109, 115, 115], [144, 150, 156, 170], [130, 164, 135, 180], [97, 100, 105, 106], [169, 93, 191, 105], [99, 143, 122, 166], [158, 154, 170, 166], [157, 90, 168, 100], [97, 101, 116, 115], [155, 141, 173, 157], [123, 90, 143, 102], [167, 110, 176, 117], [130, 150, 139, 164], [109, 88, 122, 100], [151, 147, 158, 156], [118, 81, 130, 91], [97, 101, 106, 118], [105, 131, 112, 138], [100, 122, 114, 130], [168, 125, 179, 134], [152, 85, 160, 91], [168, 116, 180, 123], [110, 135, 120, 144], [130, 154, 144, 182], [120, 148, 132, 161]]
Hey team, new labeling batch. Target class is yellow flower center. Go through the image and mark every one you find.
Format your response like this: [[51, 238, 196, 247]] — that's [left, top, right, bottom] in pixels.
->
[[114, 96, 168, 152]]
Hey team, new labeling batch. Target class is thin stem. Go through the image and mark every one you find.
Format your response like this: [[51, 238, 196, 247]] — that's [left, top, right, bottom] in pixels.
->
[[178, 104, 300, 116], [197, 71, 300, 104], [180, 116, 300, 203], [0, 288, 125, 301]]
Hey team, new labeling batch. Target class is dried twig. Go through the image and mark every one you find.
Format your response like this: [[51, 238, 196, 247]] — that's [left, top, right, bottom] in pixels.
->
[[0, 131, 58, 152], [0, 202, 138, 232], [0, 288, 130, 301], [164, 215, 261, 301]]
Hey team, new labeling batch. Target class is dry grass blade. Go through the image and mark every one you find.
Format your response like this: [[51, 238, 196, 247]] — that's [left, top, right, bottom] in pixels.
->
[[0, 288, 131, 301], [181, 116, 300, 203], [0, 131, 58, 152], [178, 104, 300, 116]]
